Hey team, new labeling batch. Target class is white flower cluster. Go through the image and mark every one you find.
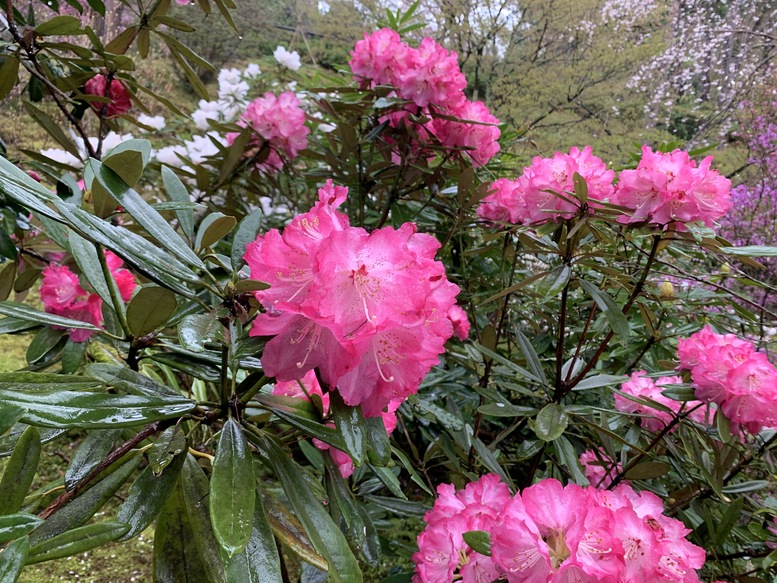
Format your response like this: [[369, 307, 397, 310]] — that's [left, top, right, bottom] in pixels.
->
[[136, 113, 166, 132], [273, 46, 301, 71], [155, 132, 226, 173], [41, 131, 135, 169], [191, 63, 262, 130]]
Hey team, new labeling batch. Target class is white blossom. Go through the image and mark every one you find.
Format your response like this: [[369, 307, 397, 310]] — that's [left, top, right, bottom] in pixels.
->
[[273, 46, 302, 71]]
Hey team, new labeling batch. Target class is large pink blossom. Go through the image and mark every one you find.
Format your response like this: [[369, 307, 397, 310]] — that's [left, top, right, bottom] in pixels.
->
[[477, 146, 614, 225], [430, 99, 501, 167], [611, 146, 731, 228], [579, 448, 622, 488], [40, 251, 136, 342], [678, 325, 777, 433], [414, 475, 706, 582], [84, 74, 132, 118], [246, 180, 466, 417], [227, 91, 310, 175]]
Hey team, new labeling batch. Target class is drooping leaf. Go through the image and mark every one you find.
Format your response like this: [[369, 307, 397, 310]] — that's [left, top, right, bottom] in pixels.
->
[[64, 428, 122, 491], [162, 166, 194, 241], [624, 461, 671, 480], [231, 209, 262, 270], [579, 279, 629, 341], [85, 363, 181, 398], [148, 425, 188, 475], [0, 514, 43, 544], [0, 536, 29, 582], [0, 405, 24, 437], [178, 313, 221, 352], [210, 419, 255, 557], [225, 492, 283, 583], [331, 391, 366, 467], [0, 426, 41, 515], [0, 301, 100, 332], [196, 212, 237, 250]]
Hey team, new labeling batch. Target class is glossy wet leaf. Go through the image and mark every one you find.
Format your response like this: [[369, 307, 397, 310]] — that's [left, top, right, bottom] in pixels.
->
[[0, 426, 40, 514], [0, 514, 43, 544], [261, 493, 328, 571], [84, 363, 181, 398], [225, 491, 283, 583], [231, 209, 262, 270], [0, 405, 24, 436], [36, 15, 81, 35], [0, 156, 61, 220], [64, 429, 122, 491], [579, 280, 629, 341], [101, 139, 151, 187], [178, 313, 221, 352], [211, 420, 255, 557], [331, 391, 366, 467], [624, 461, 671, 480], [88, 159, 203, 269], [364, 415, 391, 466], [126, 285, 178, 337], [462, 530, 491, 556], [0, 536, 29, 582], [30, 456, 140, 544], [149, 425, 188, 474], [0, 301, 100, 332], [27, 522, 130, 564], [0, 388, 194, 429], [117, 450, 186, 540], [257, 434, 362, 583], [534, 403, 568, 442], [26, 327, 65, 364], [68, 230, 113, 307], [162, 166, 194, 240]]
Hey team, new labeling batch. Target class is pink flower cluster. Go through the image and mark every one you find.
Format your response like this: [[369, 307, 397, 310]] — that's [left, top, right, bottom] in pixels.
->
[[579, 448, 622, 488], [477, 146, 615, 224], [678, 325, 777, 433], [614, 371, 711, 433], [413, 474, 706, 582], [84, 74, 132, 119], [245, 180, 467, 417], [226, 91, 310, 175], [40, 251, 136, 342], [349, 29, 500, 166], [611, 146, 732, 228], [273, 370, 400, 478]]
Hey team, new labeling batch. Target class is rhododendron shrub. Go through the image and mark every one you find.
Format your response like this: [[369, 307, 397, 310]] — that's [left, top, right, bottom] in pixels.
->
[[413, 475, 706, 582], [2, 2, 777, 581], [83, 74, 132, 118]]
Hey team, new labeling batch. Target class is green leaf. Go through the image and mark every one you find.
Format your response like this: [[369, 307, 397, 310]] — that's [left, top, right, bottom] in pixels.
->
[[258, 435, 363, 583], [0, 301, 100, 332], [462, 530, 491, 556], [0, 405, 24, 436], [534, 403, 568, 442], [0, 514, 43, 544], [0, 389, 194, 429], [579, 280, 629, 341], [364, 415, 391, 466], [61, 336, 88, 374], [623, 461, 670, 480], [537, 265, 570, 299], [721, 480, 770, 494], [272, 410, 348, 451], [87, 159, 203, 269], [178, 313, 221, 352], [196, 212, 237, 250], [64, 428, 121, 490], [30, 456, 140, 545], [85, 363, 181, 398], [27, 522, 130, 564], [0, 229, 17, 261], [572, 374, 626, 391], [180, 457, 227, 582], [211, 420, 255, 557], [219, 127, 252, 183], [104, 26, 137, 54], [659, 386, 698, 401], [126, 285, 178, 337], [154, 478, 215, 582], [553, 436, 589, 485], [102, 139, 151, 187], [0, 372, 99, 391], [368, 465, 406, 500], [719, 245, 777, 257], [0, 57, 20, 100], [331, 391, 366, 467], [26, 327, 65, 364], [23, 102, 80, 159], [226, 491, 283, 583], [0, 262, 16, 301], [36, 15, 81, 35], [516, 329, 546, 385], [261, 492, 328, 571], [572, 172, 588, 202], [478, 402, 537, 417], [0, 426, 41, 514], [117, 450, 186, 540], [234, 280, 270, 293], [148, 425, 188, 474], [716, 410, 732, 443], [231, 209, 262, 270], [166, 43, 210, 99], [162, 166, 194, 241], [0, 156, 61, 219], [0, 536, 29, 583]]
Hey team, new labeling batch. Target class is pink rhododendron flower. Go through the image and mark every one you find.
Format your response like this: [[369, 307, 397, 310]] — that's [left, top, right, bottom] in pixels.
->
[[84, 74, 132, 118], [227, 91, 310, 175], [40, 251, 136, 342], [414, 475, 706, 582], [579, 448, 622, 488], [477, 146, 614, 225], [614, 371, 708, 433], [246, 180, 465, 418], [678, 325, 777, 433], [611, 145, 731, 228], [349, 29, 501, 167]]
